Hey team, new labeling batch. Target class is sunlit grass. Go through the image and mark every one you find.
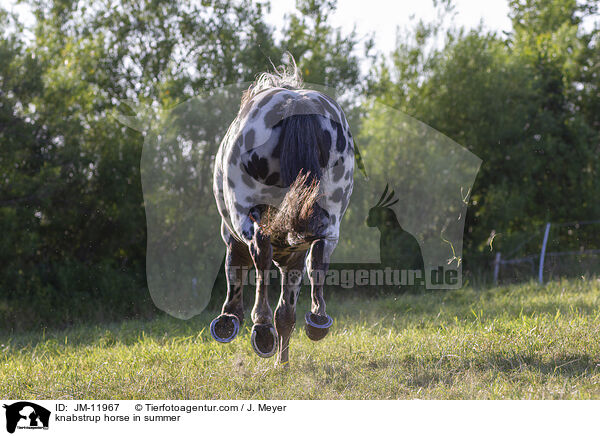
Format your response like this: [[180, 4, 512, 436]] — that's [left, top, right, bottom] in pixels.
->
[[2, 278, 600, 399]]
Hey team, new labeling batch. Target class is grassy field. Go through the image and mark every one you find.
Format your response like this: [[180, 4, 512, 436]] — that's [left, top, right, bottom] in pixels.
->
[[2, 279, 600, 399]]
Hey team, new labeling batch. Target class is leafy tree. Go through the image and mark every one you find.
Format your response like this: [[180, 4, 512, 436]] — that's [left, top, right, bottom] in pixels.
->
[[365, 0, 600, 274], [279, 0, 368, 92], [0, 0, 367, 329]]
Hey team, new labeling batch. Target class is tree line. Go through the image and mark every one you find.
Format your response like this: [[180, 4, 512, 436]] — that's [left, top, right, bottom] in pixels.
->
[[1, 0, 598, 330]]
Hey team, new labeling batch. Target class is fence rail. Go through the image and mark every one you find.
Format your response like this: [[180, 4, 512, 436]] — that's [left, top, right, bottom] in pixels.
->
[[493, 220, 600, 285]]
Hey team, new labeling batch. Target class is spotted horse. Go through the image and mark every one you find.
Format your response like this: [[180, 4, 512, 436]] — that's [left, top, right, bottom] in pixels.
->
[[210, 65, 355, 366]]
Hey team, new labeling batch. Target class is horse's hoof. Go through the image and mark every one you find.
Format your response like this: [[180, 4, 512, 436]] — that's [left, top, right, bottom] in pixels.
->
[[250, 324, 277, 358], [304, 312, 333, 341], [210, 314, 240, 343]]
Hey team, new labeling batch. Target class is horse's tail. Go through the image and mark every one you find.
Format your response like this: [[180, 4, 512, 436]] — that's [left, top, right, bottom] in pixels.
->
[[264, 171, 325, 246], [279, 113, 323, 186], [264, 113, 327, 245]]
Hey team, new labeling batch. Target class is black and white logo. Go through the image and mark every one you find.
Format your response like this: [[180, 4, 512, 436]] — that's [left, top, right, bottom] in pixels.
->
[[3, 402, 50, 434]]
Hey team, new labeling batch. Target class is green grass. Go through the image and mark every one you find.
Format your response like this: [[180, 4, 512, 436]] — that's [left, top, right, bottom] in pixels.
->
[[2, 279, 600, 399]]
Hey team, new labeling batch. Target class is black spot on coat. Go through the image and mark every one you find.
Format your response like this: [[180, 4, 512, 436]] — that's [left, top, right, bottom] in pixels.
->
[[272, 128, 283, 158], [264, 101, 285, 127], [318, 96, 341, 124], [245, 129, 255, 148], [241, 173, 256, 188], [264, 172, 280, 186], [331, 187, 344, 203], [332, 158, 345, 182], [257, 89, 279, 109], [330, 120, 346, 153], [243, 152, 270, 180], [318, 129, 331, 167]]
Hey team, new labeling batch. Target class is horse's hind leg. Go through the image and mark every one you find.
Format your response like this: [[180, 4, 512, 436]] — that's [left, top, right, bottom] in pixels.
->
[[249, 224, 278, 358], [274, 252, 307, 366], [305, 239, 336, 341], [210, 228, 251, 343]]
